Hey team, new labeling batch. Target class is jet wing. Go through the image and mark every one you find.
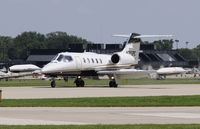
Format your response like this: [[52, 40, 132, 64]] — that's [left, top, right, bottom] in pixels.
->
[[98, 69, 156, 79], [0, 70, 41, 80], [0, 73, 32, 80]]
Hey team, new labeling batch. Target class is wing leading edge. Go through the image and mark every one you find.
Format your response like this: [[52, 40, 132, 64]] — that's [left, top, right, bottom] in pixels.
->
[[98, 69, 156, 79]]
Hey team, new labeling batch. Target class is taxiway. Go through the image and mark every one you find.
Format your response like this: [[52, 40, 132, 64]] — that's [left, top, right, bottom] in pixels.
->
[[0, 107, 200, 125], [1, 84, 200, 99]]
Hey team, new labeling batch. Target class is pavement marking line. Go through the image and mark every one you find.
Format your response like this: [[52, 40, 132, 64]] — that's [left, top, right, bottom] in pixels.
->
[[0, 117, 89, 125], [127, 113, 200, 119]]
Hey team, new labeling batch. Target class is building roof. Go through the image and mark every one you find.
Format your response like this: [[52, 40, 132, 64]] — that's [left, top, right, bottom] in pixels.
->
[[27, 55, 55, 62]]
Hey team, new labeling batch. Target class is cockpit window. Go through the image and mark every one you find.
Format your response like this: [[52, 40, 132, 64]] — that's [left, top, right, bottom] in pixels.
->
[[51, 54, 58, 62], [54, 54, 73, 62], [65, 56, 73, 62], [57, 55, 64, 62]]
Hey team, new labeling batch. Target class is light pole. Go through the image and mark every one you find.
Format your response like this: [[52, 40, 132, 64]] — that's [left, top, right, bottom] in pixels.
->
[[186, 41, 189, 49], [175, 39, 179, 50]]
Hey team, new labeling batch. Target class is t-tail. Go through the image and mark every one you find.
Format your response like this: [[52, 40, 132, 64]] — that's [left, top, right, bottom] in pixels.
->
[[113, 33, 173, 64]]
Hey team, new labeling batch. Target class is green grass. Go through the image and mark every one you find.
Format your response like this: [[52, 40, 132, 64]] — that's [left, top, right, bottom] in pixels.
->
[[0, 78, 200, 87], [1, 125, 200, 129], [1, 95, 200, 107]]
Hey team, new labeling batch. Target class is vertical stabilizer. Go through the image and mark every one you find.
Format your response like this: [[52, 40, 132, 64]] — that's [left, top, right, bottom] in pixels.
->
[[121, 33, 141, 64], [113, 33, 173, 64]]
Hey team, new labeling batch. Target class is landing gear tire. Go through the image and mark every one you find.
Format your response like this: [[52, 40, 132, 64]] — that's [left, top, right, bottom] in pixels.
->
[[109, 80, 118, 88], [80, 80, 85, 87], [51, 80, 56, 88], [75, 77, 85, 87]]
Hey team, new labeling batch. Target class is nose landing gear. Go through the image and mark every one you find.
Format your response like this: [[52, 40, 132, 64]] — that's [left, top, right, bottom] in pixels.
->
[[74, 76, 85, 87], [109, 76, 118, 88]]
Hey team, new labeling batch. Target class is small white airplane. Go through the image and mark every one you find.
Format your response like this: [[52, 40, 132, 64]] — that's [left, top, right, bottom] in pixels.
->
[[0, 64, 41, 80], [41, 33, 173, 88], [9, 64, 41, 73], [156, 67, 186, 80]]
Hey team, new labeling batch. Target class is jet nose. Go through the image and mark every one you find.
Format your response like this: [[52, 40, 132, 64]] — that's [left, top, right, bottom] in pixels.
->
[[41, 67, 48, 74], [41, 66, 52, 74]]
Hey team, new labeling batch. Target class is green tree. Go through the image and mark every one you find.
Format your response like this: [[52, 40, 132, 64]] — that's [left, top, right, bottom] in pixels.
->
[[142, 39, 173, 51], [0, 36, 13, 60], [0, 31, 92, 60], [178, 48, 197, 60], [13, 32, 46, 59], [46, 31, 91, 49]]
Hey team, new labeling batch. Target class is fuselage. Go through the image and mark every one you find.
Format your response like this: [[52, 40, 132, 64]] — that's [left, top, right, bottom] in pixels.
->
[[156, 67, 185, 75], [42, 51, 136, 76]]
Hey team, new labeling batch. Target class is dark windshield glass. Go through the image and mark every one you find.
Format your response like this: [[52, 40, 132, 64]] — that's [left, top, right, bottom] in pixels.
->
[[57, 55, 64, 62], [65, 56, 73, 62], [56, 55, 73, 62]]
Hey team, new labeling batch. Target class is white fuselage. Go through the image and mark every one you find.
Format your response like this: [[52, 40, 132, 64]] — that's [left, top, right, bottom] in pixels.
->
[[157, 67, 185, 75], [9, 64, 41, 73], [42, 51, 136, 75]]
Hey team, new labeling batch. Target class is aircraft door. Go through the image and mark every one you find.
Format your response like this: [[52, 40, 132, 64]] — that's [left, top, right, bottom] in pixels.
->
[[74, 56, 82, 70]]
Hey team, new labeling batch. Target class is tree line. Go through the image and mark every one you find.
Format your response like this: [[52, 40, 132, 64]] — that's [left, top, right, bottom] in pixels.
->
[[142, 40, 200, 61], [0, 31, 92, 60]]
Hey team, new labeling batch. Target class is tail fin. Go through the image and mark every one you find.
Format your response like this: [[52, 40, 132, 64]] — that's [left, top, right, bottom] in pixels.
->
[[113, 33, 173, 64]]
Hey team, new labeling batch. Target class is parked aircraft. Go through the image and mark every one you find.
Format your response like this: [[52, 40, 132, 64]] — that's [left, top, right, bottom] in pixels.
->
[[41, 33, 172, 88], [9, 64, 41, 73], [156, 67, 186, 80], [0, 64, 41, 80]]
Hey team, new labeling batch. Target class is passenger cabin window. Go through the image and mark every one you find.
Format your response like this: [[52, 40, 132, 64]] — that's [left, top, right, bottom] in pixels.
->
[[91, 58, 94, 63], [87, 58, 90, 63], [56, 54, 73, 62], [96, 58, 99, 64], [100, 59, 102, 64], [83, 58, 86, 63]]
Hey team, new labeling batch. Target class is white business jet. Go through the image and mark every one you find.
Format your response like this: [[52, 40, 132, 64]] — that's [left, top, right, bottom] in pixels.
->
[[0, 64, 41, 80], [41, 33, 172, 88], [156, 67, 186, 80]]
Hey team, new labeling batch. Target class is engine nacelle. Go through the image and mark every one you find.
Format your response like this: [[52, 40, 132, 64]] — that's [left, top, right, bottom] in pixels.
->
[[111, 54, 120, 64], [111, 53, 135, 64]]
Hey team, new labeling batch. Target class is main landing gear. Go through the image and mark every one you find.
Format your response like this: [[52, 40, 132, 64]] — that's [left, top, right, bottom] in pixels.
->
[[156, 75, 166, 80], [51, 79, 56, 88], [50, 76, 117, 88], [109, 76, 118, 88], [74, 76, 85, 87]]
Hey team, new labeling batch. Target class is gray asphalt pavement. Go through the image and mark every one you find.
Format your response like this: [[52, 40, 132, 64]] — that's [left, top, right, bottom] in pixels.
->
[[1, 84, 200, 99], [1, 107, 200, 125]]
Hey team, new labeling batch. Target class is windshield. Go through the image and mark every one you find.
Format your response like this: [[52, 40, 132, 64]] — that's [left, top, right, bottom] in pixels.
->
[[51, 54, 73, 63], [51, 54, 58, 62], [56, 54, 73, 62]]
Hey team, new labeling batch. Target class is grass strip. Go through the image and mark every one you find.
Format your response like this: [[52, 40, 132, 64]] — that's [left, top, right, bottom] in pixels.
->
[[1, 124, 200, 129], [1, 78, 200, 87], [1, 95, 200, 107]]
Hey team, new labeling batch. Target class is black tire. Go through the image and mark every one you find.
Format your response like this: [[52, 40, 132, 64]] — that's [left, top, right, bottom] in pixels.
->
[[109, 81, 114, 87], [80, 80, 85, 87], [75, 78, 85, 87], [51, 80, 56, 88], [113, 83, 118, 88], [109, 80, 118, 88], [76, 83, 80, 87]]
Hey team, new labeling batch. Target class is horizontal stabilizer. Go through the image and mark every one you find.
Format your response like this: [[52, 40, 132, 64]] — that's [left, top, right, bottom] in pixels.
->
[[113, 33, 173, 39], [112, 34, 130, 38], [135, 35, 173, 38]]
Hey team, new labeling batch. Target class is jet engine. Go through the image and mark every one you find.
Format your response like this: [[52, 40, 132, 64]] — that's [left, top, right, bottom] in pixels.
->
[[110, 53, 135, 64]]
